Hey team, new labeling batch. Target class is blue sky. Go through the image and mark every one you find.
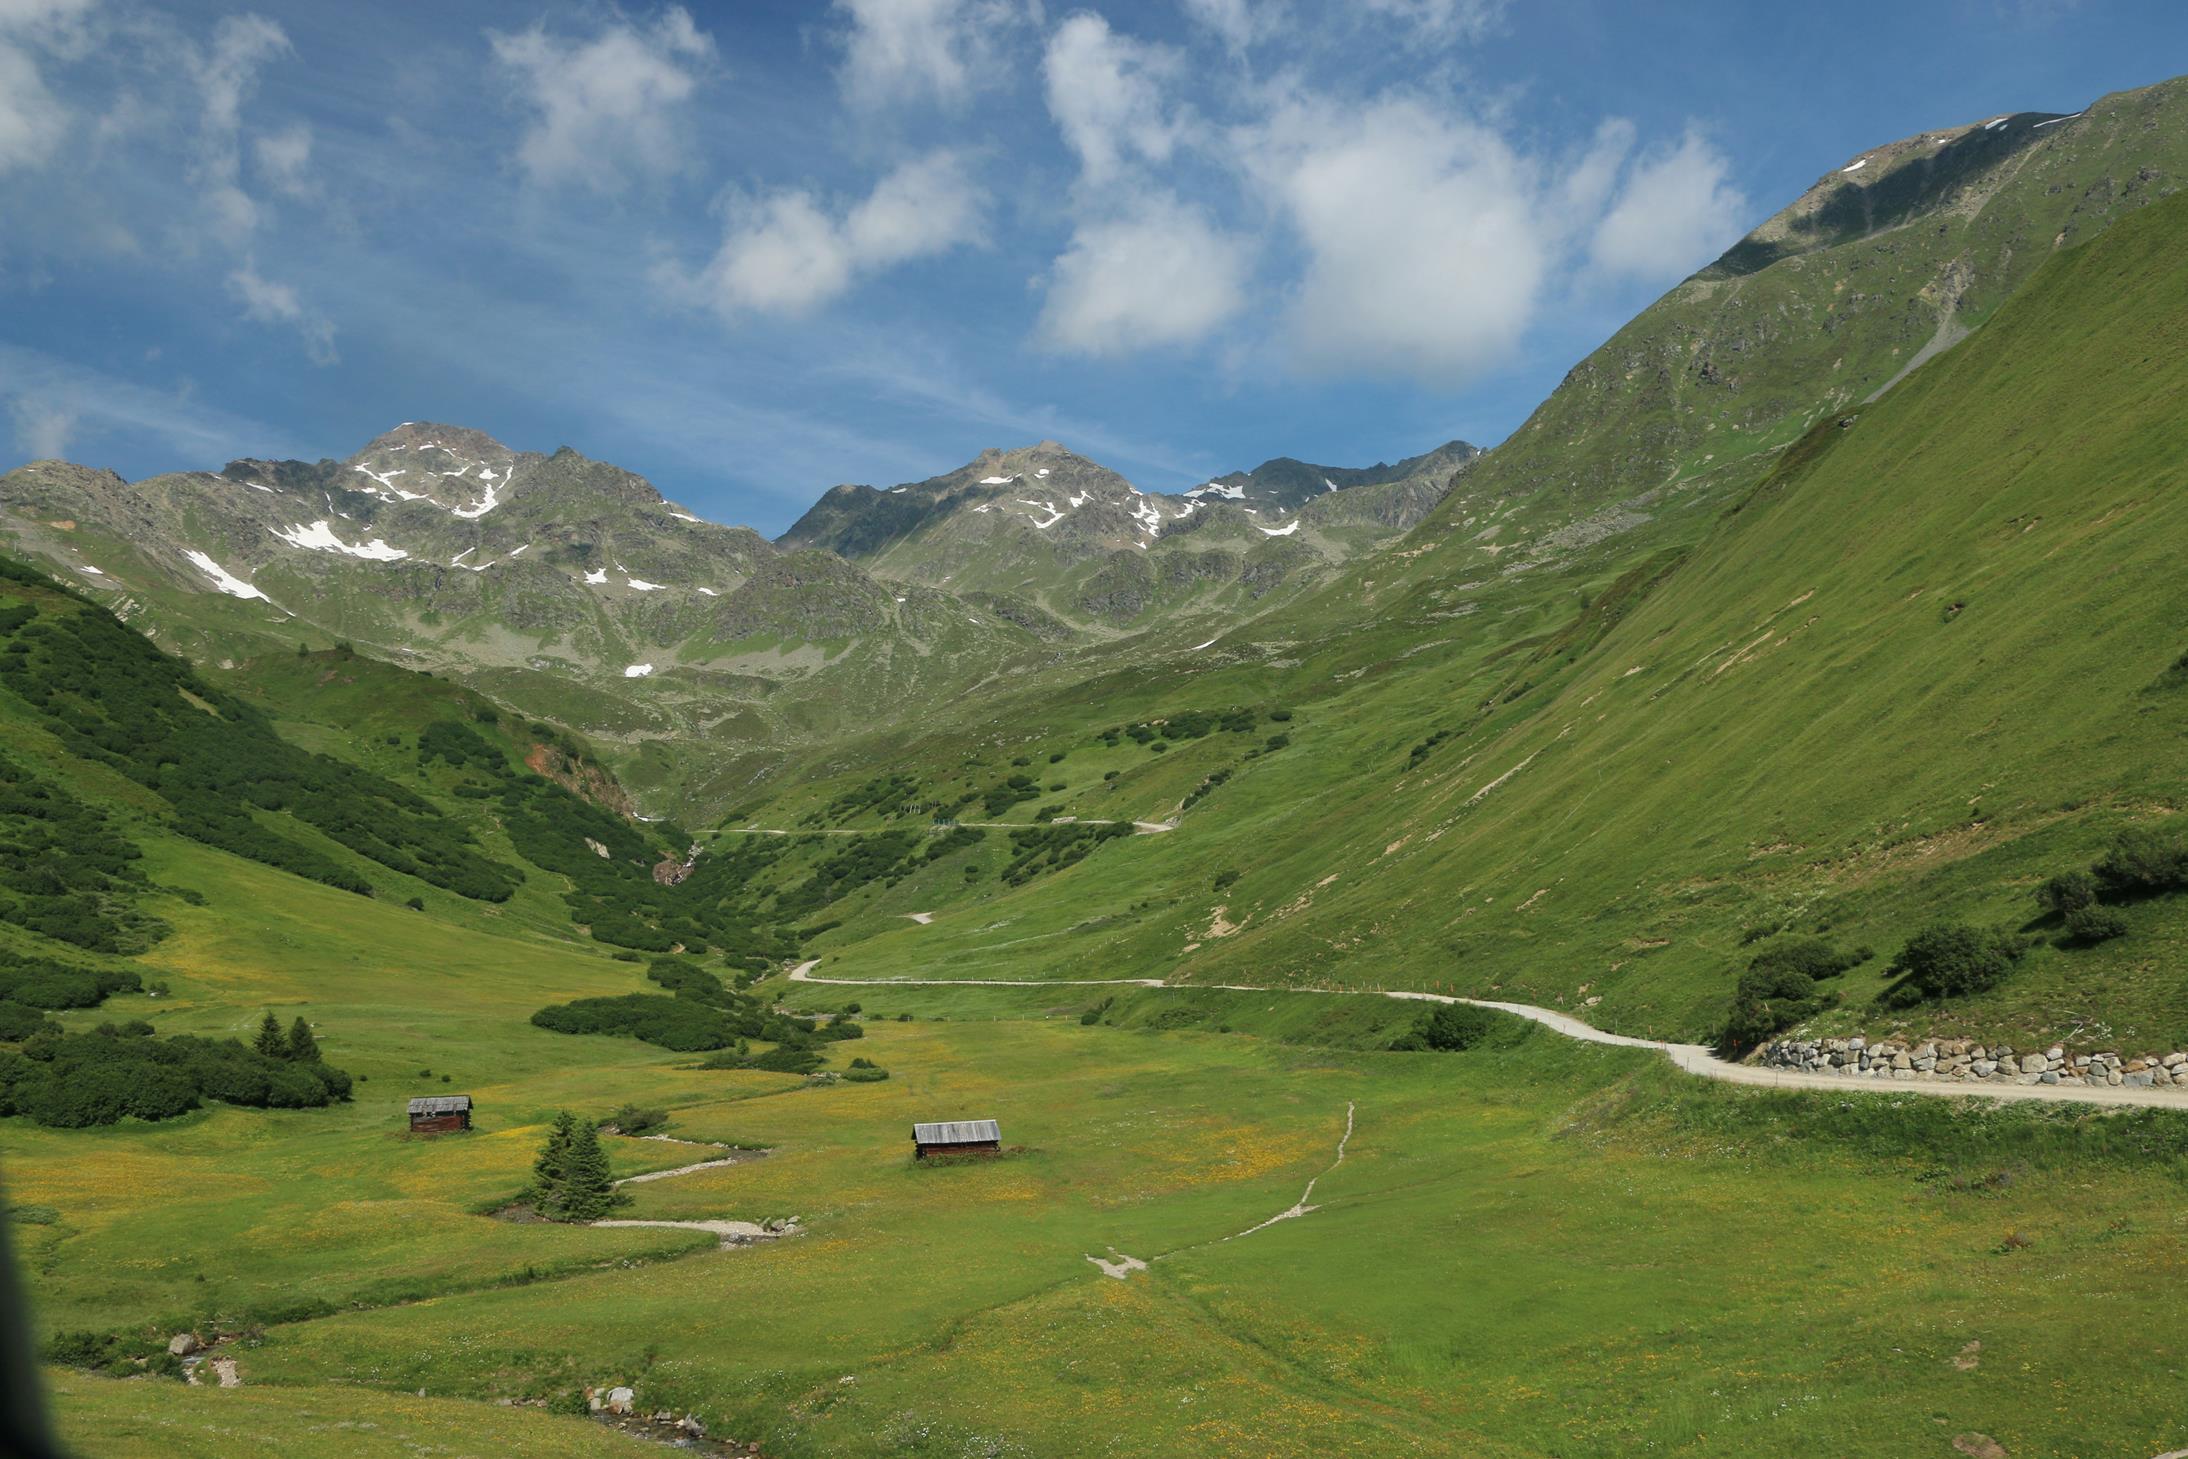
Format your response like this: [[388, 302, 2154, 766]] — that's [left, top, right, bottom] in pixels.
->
[[0, 0, 2180, 533]]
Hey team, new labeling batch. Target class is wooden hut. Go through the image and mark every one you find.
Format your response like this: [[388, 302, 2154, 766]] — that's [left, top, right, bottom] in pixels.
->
[[912, 1119, 1001, 1159], [407, 1095, 472, 1134]]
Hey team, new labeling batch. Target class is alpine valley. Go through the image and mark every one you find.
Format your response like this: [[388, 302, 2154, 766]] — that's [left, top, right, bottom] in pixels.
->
[[6, 68, 2188, 1459]]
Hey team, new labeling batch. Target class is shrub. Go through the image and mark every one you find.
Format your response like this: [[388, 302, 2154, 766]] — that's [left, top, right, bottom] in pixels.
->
[[0, 1025, 349, 1127], [0, 1001, 57, 1041], [702, 1045, 823, 1074], [1390, 1002, 1502, 1053], [1883, 924, 2026, 1006], [531, 995, 738, 1052], [601, 1104, 668, 1134], [1743, 936, 1864, 982], [2035, 870, 2099, 917], [1713, 939, 1864, 1052], [2062, 905, 2128, 946], [2093, 827, 2188, 897]]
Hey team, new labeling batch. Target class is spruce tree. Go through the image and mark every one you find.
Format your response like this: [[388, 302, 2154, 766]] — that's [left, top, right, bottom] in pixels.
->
[[530, 1111, 577, 1218], [286, 1017, 320, 1063], [560, 1122, 626, 1222], [253, 1011, 287, 1059]]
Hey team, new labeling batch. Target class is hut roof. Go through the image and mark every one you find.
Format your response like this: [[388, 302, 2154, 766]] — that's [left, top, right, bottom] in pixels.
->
[[407, 1095, 473, 1115], [912, 1119, 1000, 1145]]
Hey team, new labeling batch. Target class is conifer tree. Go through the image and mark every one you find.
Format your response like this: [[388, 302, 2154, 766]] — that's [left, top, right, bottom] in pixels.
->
[[531, 1111, 577, 1217], [253, 1011, 287, 1059], [286, 1017, 320, 1063], [559, 1121, 627, 1222]]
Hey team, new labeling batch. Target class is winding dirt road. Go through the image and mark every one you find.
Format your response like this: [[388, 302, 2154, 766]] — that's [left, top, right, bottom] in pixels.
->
[[788, 963, 2188, 1112]]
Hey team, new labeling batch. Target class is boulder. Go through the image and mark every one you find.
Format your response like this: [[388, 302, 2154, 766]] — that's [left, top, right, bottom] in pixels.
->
[[167, 1333, 201, 1358], [606, 1386, 635, 1415]]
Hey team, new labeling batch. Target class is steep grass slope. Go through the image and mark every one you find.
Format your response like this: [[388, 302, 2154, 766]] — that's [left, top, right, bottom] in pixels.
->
[[762, 182, 2188, 1053]]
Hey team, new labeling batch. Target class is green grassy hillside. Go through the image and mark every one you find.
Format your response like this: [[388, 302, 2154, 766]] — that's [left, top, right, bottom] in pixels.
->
[[735, 181, 2188, 1056]]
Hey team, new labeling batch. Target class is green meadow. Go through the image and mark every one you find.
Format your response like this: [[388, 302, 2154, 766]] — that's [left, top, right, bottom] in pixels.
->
[[11, 847, 2187, 1457]]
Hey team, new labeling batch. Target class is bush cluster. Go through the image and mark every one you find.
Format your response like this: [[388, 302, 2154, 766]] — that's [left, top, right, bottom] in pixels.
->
[[1391, 1002, 1512, 1053], [0, 749, 164, 952], [1881, 924, 2026, 1007], [2028, 826, 2188, 951], [1001, 822, 1131, 886], [532, 957, 825, 1053], [1716, 937, 1868, 1052], [0, 1022, 351, 1128]]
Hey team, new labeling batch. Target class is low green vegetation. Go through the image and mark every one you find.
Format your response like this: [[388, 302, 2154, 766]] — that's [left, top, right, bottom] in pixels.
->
[[0, 1021, 351, 1127]]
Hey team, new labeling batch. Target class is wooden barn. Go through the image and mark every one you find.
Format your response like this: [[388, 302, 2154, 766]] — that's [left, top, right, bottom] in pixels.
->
[[407, 1095, 472, 1134], [912, 1119, 1001, 1159]]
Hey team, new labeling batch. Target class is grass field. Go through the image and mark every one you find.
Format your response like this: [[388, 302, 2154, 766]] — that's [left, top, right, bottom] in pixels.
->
[[12, 851, 2187, 1457]]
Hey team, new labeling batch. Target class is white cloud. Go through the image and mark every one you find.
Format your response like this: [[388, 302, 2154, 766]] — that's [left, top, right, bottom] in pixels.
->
[[1589, 128, 1748, 281], [1038, 193, 1248, 356], [1042, 13, 1188, 187], [489, 7, 714, 190], [1242, 95, 1548, 379], [252, 122, 312, 197], [228, 262, 338, 365], [189, 13, 289, 244], [1032, 14, 1244, 356], [1356, 0, 1506, 43], [0, 41, 66, 172], [1179, 0, 1265, 51], [8, 395, 76, 459], [0, 0, 100, 175], [832, 0, 1016, 108], [688, 151, 985, 318]]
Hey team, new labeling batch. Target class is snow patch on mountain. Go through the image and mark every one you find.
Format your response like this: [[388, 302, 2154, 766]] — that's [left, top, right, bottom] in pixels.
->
[[184, 550, 269, 600], [276, 520, 409, 562], [451, 466, 503, 520], [1258, 520, 1300, 537], [583, 567, 609, 585], [624, 663, 654, 677], [627, 577, 667, 591]]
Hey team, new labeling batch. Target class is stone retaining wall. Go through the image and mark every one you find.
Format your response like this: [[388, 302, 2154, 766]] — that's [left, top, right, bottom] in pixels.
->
[[1762, 1036, 2188, 1089]]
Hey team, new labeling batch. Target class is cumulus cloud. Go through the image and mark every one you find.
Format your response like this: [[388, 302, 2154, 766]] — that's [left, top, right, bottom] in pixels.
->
[[1042, 13, 1188, 187], [688, 151, 985, 318], [1589, 127, 1748, 281], [228, 262, 338, 365], [1239, 95, 1550, 379], [490, 7, 714, 190], [1031, 13, 1246, 357], [1038, 193, 1249, 355], [832, 0, 1017, 108]]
